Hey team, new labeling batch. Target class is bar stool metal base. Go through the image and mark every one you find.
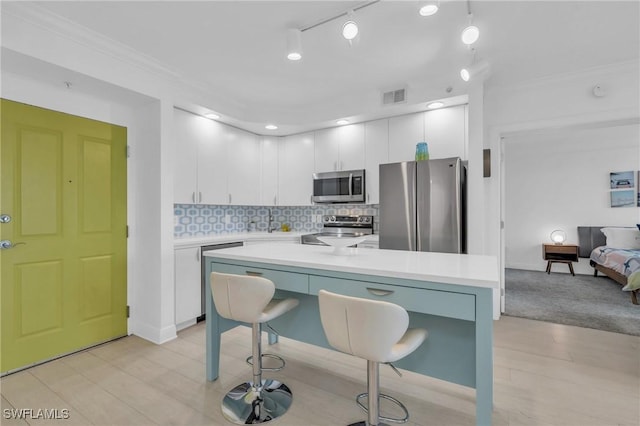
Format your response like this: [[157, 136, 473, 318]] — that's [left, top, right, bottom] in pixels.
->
[[245, 353, 286, 372], [348, 421, 391, 426], [356, 392, 409, 424], [221, 379, 293, 424]]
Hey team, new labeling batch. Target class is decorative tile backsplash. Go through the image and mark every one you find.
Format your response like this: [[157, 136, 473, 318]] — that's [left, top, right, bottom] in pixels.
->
[[174, 204, 379, 238]]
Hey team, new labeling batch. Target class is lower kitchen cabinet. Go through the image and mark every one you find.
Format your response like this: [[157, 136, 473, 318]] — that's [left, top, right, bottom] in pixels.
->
[[174, 247, 202, 329]]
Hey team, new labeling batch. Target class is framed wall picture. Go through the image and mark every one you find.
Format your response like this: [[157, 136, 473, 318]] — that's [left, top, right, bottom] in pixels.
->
[[610, 190, 635, 208], [610, 171, 634, 189]]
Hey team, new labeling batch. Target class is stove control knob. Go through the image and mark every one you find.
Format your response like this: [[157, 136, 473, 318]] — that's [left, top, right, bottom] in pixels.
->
[[330, 216, 336, 222]]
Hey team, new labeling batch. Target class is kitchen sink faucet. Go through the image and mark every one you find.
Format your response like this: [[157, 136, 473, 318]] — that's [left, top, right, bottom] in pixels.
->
[[268, 208, 277, 233]]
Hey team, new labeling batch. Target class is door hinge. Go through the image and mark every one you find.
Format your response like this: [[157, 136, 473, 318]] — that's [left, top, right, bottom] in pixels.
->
[[126, 225, 129, 238], [126, 305, 130, 318], [126, 145, 131, 158]]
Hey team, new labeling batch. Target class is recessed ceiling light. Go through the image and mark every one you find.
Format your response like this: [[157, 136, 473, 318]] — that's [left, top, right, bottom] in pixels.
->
[[419, 3, 438, 16], [461, 25, 479, 45], [427, 102, 444, 109], [205, 113, 220, 120], [460, 68, 470, 82], [336, 119, 349, 125], [265, 124, 278, 130]]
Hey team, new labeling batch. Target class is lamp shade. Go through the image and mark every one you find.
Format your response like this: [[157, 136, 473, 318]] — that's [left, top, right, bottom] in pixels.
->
[[550, 230, 566, 244]]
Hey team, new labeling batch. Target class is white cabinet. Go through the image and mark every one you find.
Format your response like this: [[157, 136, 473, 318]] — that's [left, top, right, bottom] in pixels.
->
[[364, 119, 389, 204], [197, 119, 228, 205], [424, 105, 467, 160], [260, 137, 279, 206], [227, 127, 260, 205], [388, 112, 425, 163], [173, 108, 261, 205], [278, 132, 315, 206], [173, 109, 205, 204], [174, 247, 201, 329], [314, 124, 365, 172]]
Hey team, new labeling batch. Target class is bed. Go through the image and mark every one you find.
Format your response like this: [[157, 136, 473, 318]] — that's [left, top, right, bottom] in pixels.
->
[[578, 226, 640, 305]]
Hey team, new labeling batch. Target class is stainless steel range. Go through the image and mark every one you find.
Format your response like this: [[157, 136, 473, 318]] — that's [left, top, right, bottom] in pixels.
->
[[301, 215, 374, 246]]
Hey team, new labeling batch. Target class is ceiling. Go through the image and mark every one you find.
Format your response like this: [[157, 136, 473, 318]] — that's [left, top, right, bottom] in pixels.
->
[[7, 1, 640, 135]]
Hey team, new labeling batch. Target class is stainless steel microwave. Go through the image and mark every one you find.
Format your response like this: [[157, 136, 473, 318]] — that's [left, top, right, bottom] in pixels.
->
[[312, 169, 366, 203]]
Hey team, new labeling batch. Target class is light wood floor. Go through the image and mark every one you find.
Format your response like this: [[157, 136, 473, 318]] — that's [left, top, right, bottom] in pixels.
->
[[1, 316, 638, 426]]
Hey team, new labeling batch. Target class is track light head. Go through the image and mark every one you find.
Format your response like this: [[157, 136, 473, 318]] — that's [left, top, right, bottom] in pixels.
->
[[342, 10, 359, 41], [286, 28, 303, 61], [460, 59, 490, 82]]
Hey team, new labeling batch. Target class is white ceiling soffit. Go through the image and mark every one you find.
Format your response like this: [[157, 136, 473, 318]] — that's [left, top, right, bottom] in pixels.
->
[[3, 1, 640, 136]]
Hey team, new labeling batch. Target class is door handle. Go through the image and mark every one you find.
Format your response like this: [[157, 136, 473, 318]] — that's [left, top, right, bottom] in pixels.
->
[[0, 214, 11, 223], [366, 287, 394, 296], [0, 240, 26, 250]]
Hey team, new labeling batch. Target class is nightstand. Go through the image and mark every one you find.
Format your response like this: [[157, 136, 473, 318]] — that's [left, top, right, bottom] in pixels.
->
[[542, 243, 579, 276]]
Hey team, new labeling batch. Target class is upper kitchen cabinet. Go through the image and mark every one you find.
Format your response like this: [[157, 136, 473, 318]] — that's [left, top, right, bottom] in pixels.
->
[[387, 112, 425, 163], [260, 136, 279, 206], [196, 119, 228, 205], [173, 108, 261, 206], [278, 132, 314, 206], [423, 105, 467, 160], [226, 126, 260, 205], [174, 108, 226, 204], [173, 108, 205, 204], [314, 124, 365, 172], [364, 119, 389, 204]]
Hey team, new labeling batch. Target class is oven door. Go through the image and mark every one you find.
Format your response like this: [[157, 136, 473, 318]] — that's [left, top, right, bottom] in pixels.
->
[[312, 170, 365, 203]]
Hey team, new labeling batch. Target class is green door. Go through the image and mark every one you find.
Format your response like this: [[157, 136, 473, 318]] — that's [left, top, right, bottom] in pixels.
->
[[1, 99, 128, 373]]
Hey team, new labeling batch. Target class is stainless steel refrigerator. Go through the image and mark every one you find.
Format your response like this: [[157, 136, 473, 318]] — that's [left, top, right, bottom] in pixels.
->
[[379, 157, 466, 253]]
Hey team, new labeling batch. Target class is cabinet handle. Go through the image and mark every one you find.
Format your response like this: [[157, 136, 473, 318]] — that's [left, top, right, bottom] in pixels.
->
[[367, 193, 370, 203], [273, 196, 277, 206], [199, 192, 202, 203], [340, 161, 344, 170], [228, 194, 232, 204], [246, 271, 263, 276], [366, 287, 394, 296], [196, 249, 201, 261], [334, 160, 337, 171], [192, 192, 196, 203]]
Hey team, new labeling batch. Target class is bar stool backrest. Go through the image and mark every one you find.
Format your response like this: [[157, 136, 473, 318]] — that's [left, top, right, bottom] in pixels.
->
[[318, 289, 409, 363], [211, 272, 275, 324]]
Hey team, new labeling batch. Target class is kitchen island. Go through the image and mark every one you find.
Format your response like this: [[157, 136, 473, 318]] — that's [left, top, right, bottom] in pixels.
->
[[204, 243, 499, 426]]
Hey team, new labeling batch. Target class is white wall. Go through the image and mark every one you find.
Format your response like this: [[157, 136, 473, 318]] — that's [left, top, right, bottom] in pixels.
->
[[504, 124, 639, 274]]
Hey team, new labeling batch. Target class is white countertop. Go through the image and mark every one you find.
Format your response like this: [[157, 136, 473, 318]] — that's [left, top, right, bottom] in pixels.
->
[[204, 242, 498, 289], [174, 232, 306, 248], [174, 232, 379, 248]]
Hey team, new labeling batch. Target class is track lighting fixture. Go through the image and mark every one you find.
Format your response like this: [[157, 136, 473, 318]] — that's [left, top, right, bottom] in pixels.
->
[[342, 10, 359, 41], [460, 59, 490, 82], [286, 28, 302, 61], [461, 24, 479, 45]]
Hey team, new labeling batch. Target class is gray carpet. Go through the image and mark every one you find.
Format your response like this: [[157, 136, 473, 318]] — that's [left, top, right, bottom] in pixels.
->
[[504, 268, 640, 336]]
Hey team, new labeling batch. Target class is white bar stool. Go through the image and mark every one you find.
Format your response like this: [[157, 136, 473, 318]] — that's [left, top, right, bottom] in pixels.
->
[[318, 289, 428, 426], [210, 272, 299, 424]]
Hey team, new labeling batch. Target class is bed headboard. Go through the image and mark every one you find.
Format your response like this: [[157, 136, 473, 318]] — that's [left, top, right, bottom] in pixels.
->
[[577, 226, 606, 258]]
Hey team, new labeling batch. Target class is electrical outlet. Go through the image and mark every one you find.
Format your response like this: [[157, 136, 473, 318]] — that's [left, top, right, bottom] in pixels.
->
[[224, 214, 231, 224]]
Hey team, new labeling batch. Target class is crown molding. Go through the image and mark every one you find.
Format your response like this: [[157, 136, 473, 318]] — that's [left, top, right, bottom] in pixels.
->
[[487, 59, 639, 94], [2, 3, 181, 82]]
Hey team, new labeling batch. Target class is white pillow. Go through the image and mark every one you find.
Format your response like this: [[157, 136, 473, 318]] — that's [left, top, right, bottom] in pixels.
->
[[600, 227, 640, 249]]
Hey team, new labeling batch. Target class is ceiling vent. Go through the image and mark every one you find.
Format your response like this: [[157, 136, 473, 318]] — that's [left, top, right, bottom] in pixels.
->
[[382, 88, 406, 105]]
